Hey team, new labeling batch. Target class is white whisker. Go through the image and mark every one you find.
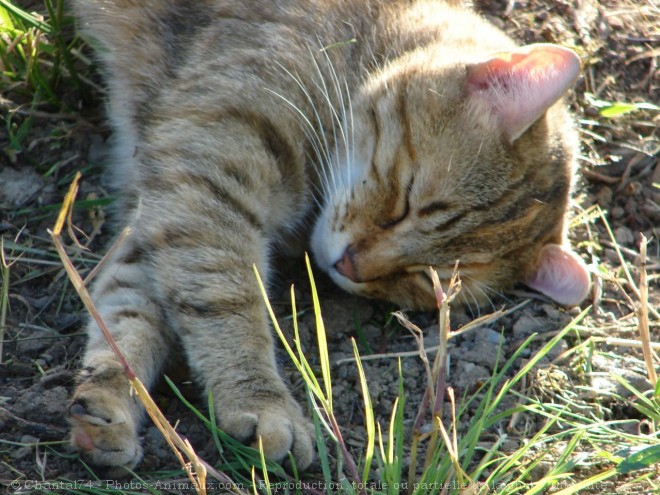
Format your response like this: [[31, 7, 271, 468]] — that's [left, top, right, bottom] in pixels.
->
[[311, 46, 347, 197], [320, 45, 353, 194], [268, 60, 337, 202], [461, 284, 482, 318]]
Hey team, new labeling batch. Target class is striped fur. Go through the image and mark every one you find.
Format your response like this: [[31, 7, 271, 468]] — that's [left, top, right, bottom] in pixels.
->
[[69, 0, 585, 470]]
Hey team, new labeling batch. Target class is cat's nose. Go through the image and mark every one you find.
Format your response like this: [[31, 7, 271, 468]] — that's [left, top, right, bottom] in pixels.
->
[[334, 246, 360, 282]]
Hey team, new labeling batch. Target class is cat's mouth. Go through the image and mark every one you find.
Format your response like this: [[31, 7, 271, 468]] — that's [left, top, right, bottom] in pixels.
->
[[328, 262, 439, 309], [333, 252, 470, 284], [332, 258, 451, 286]]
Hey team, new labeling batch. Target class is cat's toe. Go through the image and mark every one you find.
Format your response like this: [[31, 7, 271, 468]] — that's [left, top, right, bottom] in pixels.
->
[[220, 402, 314, 470], [254, 407, 314, 470], [68, 394, 142, 469]]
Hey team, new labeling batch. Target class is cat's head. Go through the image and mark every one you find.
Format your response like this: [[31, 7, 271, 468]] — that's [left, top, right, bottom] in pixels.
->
[[311, 44, 590, 310]]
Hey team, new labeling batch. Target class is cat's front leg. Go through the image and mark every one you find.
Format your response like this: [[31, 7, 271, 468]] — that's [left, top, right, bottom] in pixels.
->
[[158, 261, 315, 470], [68, 238, 176, 471], [139, 203, 315, 470]]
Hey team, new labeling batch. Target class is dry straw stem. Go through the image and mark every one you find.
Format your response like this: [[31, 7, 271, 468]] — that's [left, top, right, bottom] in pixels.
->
[[49, 173, 244, 495], [597, 206, 659, 320], [596, 208, 659, 387], [400, 265, 465, 490], [602, 337, 660, 351], [425, 266, 459, 467], [0, 240, 9, 364], [636, 234, 656, 387], [434, 388, 477, 495]]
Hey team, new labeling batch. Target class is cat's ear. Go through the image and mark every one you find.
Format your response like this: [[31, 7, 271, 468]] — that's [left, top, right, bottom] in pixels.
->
[[466, 44, 581, 141], [524, 244, 590, 306]]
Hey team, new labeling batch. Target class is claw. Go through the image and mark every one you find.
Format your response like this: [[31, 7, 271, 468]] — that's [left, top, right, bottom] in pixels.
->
[[68, 400, 114, 425], [69, 403, 86, 417]]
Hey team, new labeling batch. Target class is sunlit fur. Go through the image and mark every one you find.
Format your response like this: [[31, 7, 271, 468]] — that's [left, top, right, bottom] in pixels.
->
[[69, 0, 580, 470]]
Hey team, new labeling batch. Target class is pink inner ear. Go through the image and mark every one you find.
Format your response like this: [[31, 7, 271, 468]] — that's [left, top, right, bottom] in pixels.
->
[[525, 244, 590, 306], [467, 44, 581, 141]]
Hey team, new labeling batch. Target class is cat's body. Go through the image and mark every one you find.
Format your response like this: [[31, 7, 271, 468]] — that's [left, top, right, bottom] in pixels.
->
[[69, 0, 590, 470]]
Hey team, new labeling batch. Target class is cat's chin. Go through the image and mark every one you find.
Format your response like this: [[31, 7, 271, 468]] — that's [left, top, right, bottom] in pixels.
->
[[327, 267, 442, 311]]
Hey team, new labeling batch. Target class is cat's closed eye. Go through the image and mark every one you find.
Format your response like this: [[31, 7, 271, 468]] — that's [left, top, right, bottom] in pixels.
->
[[379, 178, 413, 229], [418, 200, 453, 216]]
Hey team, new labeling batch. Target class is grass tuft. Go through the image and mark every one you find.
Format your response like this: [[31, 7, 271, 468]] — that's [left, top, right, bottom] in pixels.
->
[[0, 0, 92, 106]]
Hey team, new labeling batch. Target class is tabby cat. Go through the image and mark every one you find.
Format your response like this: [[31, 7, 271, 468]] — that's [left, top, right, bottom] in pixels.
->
[[69, 0, 590, 471]]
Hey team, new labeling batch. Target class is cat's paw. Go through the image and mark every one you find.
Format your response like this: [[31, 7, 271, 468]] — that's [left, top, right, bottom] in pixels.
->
[[219, 399, 314, 470], [68, 367, 142, 469]]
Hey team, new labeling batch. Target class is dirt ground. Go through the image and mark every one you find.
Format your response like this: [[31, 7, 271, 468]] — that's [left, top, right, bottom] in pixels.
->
[[0, 0, 658, 493]]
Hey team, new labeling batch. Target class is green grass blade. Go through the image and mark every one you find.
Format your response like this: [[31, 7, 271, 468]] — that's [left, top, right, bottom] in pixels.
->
[[310, 400, 333, 495], [0, 0, 52, 33], [305, 253, 332, 412], [257, 438, 272, 495], [290, 284, 326, 402], [207, 390, 225, 459], [351, 338, 375, 484], [600, 101, 660, 118], [551, 468, 617, 495], [0, 4, 15, 31], [617, 444, 660, 474], [253, 265, 303, 371]]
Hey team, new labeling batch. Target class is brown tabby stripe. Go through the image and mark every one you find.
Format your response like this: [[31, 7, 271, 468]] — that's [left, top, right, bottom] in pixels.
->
[[142, 169, 264, 231], [418, 200, 453, 216], [222, 162, 256, 189], [119, 245, 145, 265], [368, 105, 382, 184], [173, 300, 226, 318], [227, 108, 299, 179], [109, 309, 158, 327], [145, 223, 206, 251], [398, 81, 417, 164], [168, 290, 261, 319], [537, 176, 569, 205], [431, 211, 468, 232], [182, 172, 264, 229], [161, 3, 212, 46]]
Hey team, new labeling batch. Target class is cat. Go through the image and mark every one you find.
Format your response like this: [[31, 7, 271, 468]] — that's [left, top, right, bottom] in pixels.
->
[[68, 0, 590, 472]]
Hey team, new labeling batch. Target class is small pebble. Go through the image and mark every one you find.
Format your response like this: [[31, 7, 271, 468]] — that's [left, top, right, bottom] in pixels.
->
[[529, 460, 553, 481], [596, 186, 613, 206], [11, 447, 33, 460], [611, 206, 625, 219], [614, 226, 634, 245], [501, 439, 519, 452], [484, 328, 505, 345], [604, 248, 619, 263], [512, 314, 545, 338], [541, 304, 561, 320]]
